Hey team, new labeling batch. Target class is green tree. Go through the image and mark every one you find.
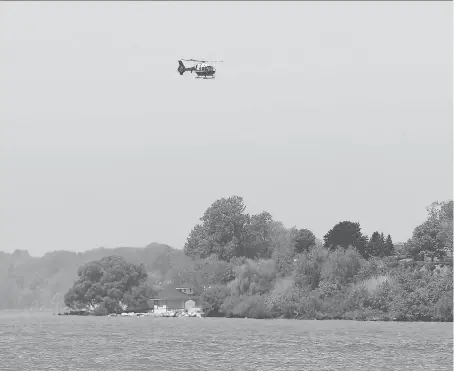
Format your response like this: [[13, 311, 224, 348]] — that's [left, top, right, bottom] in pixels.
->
[[430, 201, 453, 253], [367, 232, 379, 257], [244, 211, 274, 259], [384, 234, 395, 256], [293, 229, 316, 254], [122, 284, 155, 311], [183, 196, 274, 261], [64, 256, 148, 314], [183, 224, 212, 260], [367, 231, 386, 257], [268, 221, 299, 276], [323, 221, 369, 258], [294, 244, 329, 289], [201, 285, 231, 316], [405, 200, 453, 261]]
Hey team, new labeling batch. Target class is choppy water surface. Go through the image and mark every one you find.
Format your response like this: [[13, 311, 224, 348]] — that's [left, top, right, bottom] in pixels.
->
[[0, 311, 452, 371]]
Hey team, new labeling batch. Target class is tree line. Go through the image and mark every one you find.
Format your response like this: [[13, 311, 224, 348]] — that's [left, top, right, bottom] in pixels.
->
[[0, 244, 190, 311], [187, 196, 452, 321], [61, 196, 452, 321]]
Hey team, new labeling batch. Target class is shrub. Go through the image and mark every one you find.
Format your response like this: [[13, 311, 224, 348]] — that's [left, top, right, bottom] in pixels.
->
[[367, 280, 396, 312], [344, 285, 369, 312], [293, 244, 329, 289], [231, 295, 271, 319], [390, 288, 432, 321], [433, 291, 453, 321], [316, 292, 345, 319], [223, 256, 246, 283], [321, 246, 365, 286], [201, 285, 231, 316], [93, 303, 108, 316], [355, 258, 384, 281], [264, 277, 296, 317], [198, 260, 229, 285], [228, 259, 276, 296], [357, 274, 394, 296], [293, 291, 319, 319], [318, 281, 341, 299], [219, 295, 243, 317]]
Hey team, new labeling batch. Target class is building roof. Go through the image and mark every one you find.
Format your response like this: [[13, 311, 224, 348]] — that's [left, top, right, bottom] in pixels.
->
[[149, 284, 201, 301], [175, 283, 196, 290]]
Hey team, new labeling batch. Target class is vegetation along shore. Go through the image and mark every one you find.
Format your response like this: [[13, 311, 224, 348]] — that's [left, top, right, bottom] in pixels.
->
[[2, 196, 452, 322]]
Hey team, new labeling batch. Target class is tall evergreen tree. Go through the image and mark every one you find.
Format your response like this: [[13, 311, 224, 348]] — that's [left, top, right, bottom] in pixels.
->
[[378, 233, 386, 257], [367, 232, 380, 257], [367, 231, 388, 257], [385, 234, 395, 256]]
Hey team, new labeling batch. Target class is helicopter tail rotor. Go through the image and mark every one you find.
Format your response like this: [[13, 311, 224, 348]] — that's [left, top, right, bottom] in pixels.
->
[[177, 60, 186, 75]]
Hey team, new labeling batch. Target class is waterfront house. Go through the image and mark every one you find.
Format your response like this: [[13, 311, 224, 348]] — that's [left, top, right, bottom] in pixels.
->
[[147, 283, 202, 312]]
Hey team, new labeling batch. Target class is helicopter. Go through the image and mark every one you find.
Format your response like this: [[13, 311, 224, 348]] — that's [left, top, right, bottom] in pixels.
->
[[177, 58, 223, 79]]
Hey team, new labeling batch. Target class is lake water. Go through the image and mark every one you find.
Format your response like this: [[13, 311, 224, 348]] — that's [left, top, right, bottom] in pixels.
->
[[0, 311, 452, 371]]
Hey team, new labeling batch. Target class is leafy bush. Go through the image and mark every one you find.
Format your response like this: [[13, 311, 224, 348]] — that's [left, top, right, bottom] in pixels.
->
[[367, 280, 395, 312], [321, 246, 365, 286], [231, 295, 271, 319], [293, 295, 318, 319], [389, 288, 432, 321], [223, 257, 246, 283], [344, 285, 369, 312], [93, 303, 108, 316], [318, 281, 341, 299], [269, 222, 298, 276], [201, 285, 231, 316], [355, 258, 385, 281], [433, 291, 453, 321], [228, 259, 276, 296], [219, 295, 243, 317], [293, 244, 329, 289], [264, 277, 297, 318]]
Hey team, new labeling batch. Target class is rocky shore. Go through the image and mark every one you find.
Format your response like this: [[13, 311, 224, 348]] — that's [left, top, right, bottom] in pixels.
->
[[58, 308, 203, 318]]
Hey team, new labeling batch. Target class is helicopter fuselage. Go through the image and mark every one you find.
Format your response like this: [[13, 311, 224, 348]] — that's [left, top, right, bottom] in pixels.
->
[[194, 63, 216, 78]]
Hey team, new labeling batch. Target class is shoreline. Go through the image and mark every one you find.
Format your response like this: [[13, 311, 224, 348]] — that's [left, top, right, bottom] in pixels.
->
[[54, 310, 452, 323]]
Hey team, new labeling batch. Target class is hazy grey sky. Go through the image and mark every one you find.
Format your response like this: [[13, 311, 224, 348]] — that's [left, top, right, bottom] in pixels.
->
[[1, 2, 452, 256]]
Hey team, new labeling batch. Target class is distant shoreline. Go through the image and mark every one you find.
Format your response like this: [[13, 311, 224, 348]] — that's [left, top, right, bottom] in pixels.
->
[[0, 309, 451, 323], [48, 311, 452, 323]]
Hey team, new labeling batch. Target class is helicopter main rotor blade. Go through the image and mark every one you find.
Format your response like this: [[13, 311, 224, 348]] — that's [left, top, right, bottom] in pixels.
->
[[181, 58, 223, 63]]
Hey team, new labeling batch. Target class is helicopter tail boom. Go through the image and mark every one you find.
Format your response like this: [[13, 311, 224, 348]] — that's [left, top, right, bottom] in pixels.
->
[[178, 60, 195, 75]]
